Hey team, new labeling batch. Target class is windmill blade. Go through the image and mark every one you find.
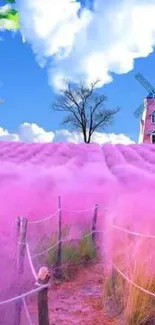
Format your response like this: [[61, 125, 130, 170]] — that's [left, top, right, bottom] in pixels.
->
[[0, 98, 4, 104], [134, 103, 144, 118], [135, 73, 155, 95], [134, 96, 155, 118]]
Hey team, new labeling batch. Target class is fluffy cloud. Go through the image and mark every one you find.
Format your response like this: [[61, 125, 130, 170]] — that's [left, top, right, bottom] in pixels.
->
[[18, 123, 55, 142], [18, 0, 155, 88], [55, 129, 135, 144], [0, 127, 19, 141], [0, 123, 54, 142], [0, 123, 135, 144]]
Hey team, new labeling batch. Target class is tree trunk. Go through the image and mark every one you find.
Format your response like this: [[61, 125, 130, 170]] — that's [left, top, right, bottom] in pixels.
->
[[82, 130, 87, 143], [87, 130, 92, 143]]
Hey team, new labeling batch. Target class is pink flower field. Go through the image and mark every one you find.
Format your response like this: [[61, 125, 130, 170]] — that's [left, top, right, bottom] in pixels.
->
[[0, 141, 155, 324]]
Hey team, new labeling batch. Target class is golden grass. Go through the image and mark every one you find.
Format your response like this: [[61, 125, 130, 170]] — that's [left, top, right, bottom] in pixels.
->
[[125, 263, 155, 325], [103, 238, 155, 325], [102, 267, 126, 321]]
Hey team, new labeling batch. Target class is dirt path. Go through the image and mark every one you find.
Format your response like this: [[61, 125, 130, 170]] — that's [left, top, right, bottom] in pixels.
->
[[26, 263, 113, 325], [49, 263, 105, 325]]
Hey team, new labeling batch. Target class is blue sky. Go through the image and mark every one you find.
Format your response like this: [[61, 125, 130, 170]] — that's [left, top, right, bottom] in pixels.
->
[[0, 0, 155, 143]]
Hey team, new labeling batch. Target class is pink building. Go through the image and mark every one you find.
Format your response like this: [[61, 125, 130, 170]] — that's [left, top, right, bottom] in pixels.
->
[[139, 93, 155, 144]]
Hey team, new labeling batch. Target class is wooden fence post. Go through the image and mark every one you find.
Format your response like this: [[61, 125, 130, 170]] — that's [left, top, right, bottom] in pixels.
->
[[92, 204, 98, 245], [37, 267, 50, 325], [54, 196, 62, 279], [14, 217, 28, 325]]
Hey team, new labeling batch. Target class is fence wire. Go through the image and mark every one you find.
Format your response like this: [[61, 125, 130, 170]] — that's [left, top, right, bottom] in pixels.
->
[[0, 284, 49, 306], [28, 209, 59, 224], [32, 229, 104, 258], [26, 243, 38, 280], [112, 222, 155, 299], [23, 298, 34, 325], [113, 263, 155, 298], [7, 202, 155, 322], [112, 224, 155, 239]]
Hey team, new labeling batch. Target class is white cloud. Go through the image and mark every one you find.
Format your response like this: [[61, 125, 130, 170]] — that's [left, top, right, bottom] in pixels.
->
[[0, 123, 135, 144], [55, 129, 135, 144], [18, 122, 55, 142], [18, 0, 155, 88], [0, 4, 11, 14], [0, 127, 19, 141], [0, 123, 54, 143], [54, 129, 84, 143]]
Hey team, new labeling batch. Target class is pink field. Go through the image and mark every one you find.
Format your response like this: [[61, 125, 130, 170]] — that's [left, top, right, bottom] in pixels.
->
[[1, 141, 155, 324]]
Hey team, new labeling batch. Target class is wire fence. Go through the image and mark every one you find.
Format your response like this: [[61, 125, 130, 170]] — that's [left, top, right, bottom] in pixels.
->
[[112, 223, 155, 239], [22, 298, 33, 325], [113, 263, 155, 298], [0, 284, 49, 306], [0, 199, 105, 325], [28, 210, 60, 225], [1, 197, 155, 324], [111, 223, 155, 299]]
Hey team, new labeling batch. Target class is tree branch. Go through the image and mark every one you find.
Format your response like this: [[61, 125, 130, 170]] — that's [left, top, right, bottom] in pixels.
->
[[91, 108, 120, 133], [51, 79, 119, 143]]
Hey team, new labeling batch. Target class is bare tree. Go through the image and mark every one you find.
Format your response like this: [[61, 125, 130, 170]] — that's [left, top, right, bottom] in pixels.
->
[[52, 79, 119, 143]]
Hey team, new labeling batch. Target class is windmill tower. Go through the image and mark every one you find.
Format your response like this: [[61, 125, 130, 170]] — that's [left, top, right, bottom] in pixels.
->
[[134, 73, 155, 144]]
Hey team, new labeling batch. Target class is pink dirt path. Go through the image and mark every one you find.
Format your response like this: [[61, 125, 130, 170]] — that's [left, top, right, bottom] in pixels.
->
[[25, 263, 115, 325]]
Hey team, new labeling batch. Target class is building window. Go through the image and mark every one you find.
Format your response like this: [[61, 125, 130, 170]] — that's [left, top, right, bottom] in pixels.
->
[[151, 133, 155, 143], [151, 112, 155, 124]]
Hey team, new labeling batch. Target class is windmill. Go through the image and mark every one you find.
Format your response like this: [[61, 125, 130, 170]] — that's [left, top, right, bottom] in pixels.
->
[[134, 73, 155, 118]]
